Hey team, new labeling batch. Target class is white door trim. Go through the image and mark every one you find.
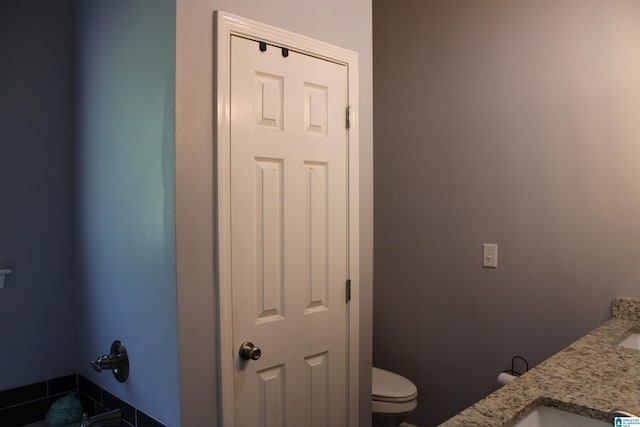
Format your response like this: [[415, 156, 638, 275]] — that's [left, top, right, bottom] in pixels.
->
[[214, 10, 360, 426]]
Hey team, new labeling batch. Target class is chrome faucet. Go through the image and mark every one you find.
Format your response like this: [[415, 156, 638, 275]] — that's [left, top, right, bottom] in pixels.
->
[[90, 353, 128, 372], [79, 409, 122, 427], [90, 340, 129, 383]]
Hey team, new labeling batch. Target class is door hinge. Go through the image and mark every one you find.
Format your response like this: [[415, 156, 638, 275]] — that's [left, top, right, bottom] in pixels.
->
[[346, 279, 351, 302], [345, 106, 351, 129]]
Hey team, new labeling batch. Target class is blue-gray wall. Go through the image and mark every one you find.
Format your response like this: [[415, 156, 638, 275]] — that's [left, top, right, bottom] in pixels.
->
[[0, 0, 76, 390], [74, 1, 179, 425]]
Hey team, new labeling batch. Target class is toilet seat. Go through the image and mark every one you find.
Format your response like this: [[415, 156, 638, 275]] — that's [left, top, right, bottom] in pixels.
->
[[371, 367, 418, 425], [372, 367, 418, 403]]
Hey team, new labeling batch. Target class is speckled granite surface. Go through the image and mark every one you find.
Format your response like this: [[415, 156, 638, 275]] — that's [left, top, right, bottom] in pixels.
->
[[613, 296, 640, 321], [440, 297, 640, 426]]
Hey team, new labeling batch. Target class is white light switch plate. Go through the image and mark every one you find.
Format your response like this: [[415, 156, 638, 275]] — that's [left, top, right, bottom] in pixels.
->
[[483, 243, 498, 268]]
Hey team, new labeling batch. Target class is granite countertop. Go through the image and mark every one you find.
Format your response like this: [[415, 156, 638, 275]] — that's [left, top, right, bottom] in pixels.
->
[[440, 296, 640, 427]]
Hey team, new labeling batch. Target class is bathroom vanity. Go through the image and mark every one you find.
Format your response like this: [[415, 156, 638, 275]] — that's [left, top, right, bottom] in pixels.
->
[[440, 296, 640, 427]]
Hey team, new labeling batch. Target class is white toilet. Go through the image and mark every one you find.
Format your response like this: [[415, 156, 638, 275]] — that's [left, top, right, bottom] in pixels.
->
[[372, 367, 418, 427]]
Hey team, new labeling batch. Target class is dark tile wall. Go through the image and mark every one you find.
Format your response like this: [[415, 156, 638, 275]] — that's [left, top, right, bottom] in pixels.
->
[[0, 375, 167, 427], [0, 375, 76, 427]]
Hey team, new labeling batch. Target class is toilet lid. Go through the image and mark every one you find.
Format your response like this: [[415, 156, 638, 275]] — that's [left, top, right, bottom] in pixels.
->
[[372, 367, 418, 403]]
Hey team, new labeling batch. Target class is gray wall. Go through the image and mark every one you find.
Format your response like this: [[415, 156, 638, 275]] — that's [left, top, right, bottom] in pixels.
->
[[175, 1, 373, 425], [74, 1, 179, 425], [373, 1, 640, 425], [0, 0, 76, 390]]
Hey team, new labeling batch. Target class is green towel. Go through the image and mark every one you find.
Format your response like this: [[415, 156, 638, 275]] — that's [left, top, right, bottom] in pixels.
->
[[45, 393, 83, 426]]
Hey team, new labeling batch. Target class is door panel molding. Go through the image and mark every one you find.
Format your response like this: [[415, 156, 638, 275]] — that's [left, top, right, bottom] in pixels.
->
[[215, 11, 360, 426]]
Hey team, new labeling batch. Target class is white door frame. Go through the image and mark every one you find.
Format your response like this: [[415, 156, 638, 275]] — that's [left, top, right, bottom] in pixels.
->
[[214, 10, 360, 426]]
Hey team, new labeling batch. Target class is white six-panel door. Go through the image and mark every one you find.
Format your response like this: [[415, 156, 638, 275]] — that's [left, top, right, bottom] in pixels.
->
[[230, 35, 350, 426]]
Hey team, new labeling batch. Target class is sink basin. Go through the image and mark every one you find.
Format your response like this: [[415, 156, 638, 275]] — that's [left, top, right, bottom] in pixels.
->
[[618, 332, 640, 350], [513, 406, 610, 427]]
